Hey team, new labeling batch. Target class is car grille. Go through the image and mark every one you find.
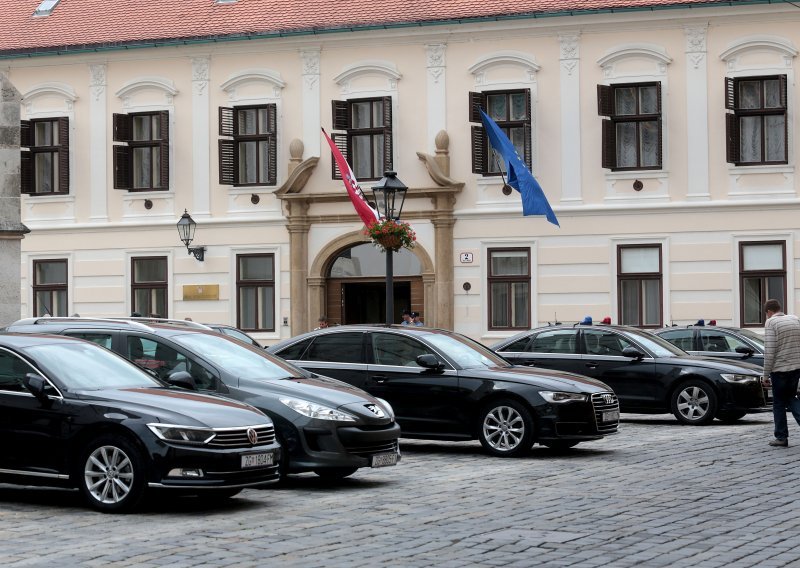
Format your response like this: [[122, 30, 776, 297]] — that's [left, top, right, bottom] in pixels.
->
[[344, 439, 399, 458], [207, 424, 276, 448], [591, 392, 620, 434]]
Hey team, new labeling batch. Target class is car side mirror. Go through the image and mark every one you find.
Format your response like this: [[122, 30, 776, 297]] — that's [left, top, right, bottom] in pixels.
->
[[622, 346, 645, 360], [417, 354, 445, 371], [735, 345, 754, 358], [23, 373, 52, 406], [167, 371, 197, 390]]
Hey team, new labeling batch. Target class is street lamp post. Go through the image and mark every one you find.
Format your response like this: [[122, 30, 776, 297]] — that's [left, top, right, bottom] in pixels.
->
[[371, 171, 408, 326], [176, 210, 206, 261]]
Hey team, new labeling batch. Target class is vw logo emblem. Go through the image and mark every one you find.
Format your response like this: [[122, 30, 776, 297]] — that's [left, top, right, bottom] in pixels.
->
[[247, 428, 258, 445], [365, 404, 385, 418], [602, 394, 613, 405]]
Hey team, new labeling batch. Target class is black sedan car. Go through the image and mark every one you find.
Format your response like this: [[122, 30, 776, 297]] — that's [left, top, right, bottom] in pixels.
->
[[491, 324, 769, 425], [203, 323, 264, 348], [7, 318, 400, 480], [654, 325, 765, 367], [267, 325, 619, 457], [0, 333, 281, 512]]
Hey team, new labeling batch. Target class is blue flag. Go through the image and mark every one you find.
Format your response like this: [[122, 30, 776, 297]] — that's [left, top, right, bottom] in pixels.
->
[[479, 109, 559, 227]]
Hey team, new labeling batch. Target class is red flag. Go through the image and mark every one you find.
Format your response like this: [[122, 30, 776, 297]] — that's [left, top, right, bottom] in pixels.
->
[[321, 128, 381, 227]]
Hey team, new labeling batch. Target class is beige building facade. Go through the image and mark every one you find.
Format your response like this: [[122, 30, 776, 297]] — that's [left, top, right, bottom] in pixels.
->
[[3, 1, 800, 343]]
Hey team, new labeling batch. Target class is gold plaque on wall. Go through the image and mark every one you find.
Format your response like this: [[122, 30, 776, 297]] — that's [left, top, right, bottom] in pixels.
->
[[183, 285, 219, 301]]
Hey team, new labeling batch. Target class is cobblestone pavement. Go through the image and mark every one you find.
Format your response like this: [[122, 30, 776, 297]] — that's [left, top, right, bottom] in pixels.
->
[[2, 412, 800, 567]]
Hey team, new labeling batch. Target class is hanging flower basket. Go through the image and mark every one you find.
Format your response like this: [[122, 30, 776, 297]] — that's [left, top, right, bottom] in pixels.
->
[[365, 219, 416, 252]]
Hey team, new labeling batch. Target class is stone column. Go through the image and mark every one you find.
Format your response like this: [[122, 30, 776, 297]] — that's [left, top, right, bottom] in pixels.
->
[[559, 33, 582, 204], [88, 64, 108, 222], [0, 74, 30, 326], [426, 44, 446, 155], [286, 201, 310, 333], [192, 57, 211, 216], [301, 49, 321, 159], [685, 25, 710, 201], [431, 205, 456, 330]]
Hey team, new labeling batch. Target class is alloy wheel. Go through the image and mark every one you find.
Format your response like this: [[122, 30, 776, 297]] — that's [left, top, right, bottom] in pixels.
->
[[482, 405, 526, 452], [676, 386, 710, 421], [84, 445, 135, 505]]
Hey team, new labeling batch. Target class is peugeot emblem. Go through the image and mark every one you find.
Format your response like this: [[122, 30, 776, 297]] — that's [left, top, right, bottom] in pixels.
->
[[365, 404, 385, 418], [247, 428, 258, 445]]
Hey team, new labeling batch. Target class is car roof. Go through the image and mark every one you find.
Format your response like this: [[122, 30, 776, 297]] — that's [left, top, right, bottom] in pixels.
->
[[269, 324, 459, 348], [0, 332, 93, 348], [6, 317, 215, 338], [654, 325, 744, 333]]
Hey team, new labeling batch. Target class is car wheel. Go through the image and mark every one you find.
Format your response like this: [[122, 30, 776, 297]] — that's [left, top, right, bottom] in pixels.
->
[[78, 435, 147, 513], [716, 410, 747, 423], [313, 467, 359, 480], [670, 380, 717, 425], [541, 440, 580, 450], [478, 398, 534, 457]]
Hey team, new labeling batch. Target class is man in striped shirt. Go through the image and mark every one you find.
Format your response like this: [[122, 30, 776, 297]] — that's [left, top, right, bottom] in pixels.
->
[[763, 299, 800, 447]]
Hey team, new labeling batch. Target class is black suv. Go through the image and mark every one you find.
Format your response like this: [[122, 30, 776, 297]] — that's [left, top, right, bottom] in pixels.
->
[[268, 325, 619, 456], [0, 333, 281, 512], [492, 324, 769, 425], [7, 318, 400, 480]]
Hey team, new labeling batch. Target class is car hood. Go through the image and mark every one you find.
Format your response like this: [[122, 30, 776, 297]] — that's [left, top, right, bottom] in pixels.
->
[[657, 355, 764, 374], [76, 387, 270, 428], [465, 365, 613, 393], [238, 375, 381, 408]]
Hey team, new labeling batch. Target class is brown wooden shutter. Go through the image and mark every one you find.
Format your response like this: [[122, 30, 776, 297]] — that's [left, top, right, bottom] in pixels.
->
[[382, 96, 393, 173], [20, 150, 33, 194], [724, 77, 736, 110], [219, 139, 237, 185], [471, 125, 485, 174], [778, 74, 788, 109], [331, 132, 348, 180], [267, 103, 278, 185], [523, 123, 532, 170], [57, 117, 70, 193], [468, 92, 486, 123], [219, 107, 234, 137], [331, 100, 350, 131], [601, 119, 617, 169], [725, 113, 740, 164], [20, 120, 31, 147], [597, 85, 614, 116], [113, 113, 131, 142], [113, 145, 132, 189], [158, 110, 169, 189]]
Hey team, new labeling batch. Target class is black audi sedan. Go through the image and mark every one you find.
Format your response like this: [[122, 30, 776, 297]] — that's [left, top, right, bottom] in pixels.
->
[[7, 318, 400, 480], [491, 324, 769, 425], [0, 333, 281, 513], [654, 325, 765, 367], [267, 325, 619, 457]]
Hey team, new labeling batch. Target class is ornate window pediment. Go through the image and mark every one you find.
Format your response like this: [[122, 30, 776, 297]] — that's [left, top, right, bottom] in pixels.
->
[[22, 82, 77, 114], [115, 77, 177, 108], [468, 51, 540, 84], [333, 61, 401, 93], [720, 35, 798, 71], [597, 44, 672, 78], [220, 69, 286, 101]]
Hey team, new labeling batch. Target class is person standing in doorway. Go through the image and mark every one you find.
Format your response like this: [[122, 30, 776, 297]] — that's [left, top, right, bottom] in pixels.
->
[[763, 298, 800, 447], [315, 316, 329, 330], [400, 310, 412, 326], [411, 312, 424, 327]]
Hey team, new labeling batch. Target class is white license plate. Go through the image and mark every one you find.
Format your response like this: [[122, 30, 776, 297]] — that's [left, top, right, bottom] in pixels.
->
[[602, 410, 620, 422], [241, 452, 274, 468], [767, 388, 773, 401], [370, 453, 398, 468]]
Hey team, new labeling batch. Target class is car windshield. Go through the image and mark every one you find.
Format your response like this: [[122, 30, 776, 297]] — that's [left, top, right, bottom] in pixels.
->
[[423, 332, 511, 369], [628, 329, 687, 357], [26, 341, 162, 390], [172, 333, 301, 380], [733, 328, 765, 348]]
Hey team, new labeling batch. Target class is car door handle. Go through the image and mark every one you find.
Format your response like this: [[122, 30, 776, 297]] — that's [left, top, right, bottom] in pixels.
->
[[585, 363, 598, 369], [371, 375, 388, 384]]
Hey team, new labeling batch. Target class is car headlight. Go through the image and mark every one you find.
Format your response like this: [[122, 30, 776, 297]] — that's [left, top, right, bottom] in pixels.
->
[[147, 423, 215, 445], [540, 391, 588, 403], [280, 397, 356, 422], [375, 397, 395, 419], [721, 373, 759, 384]]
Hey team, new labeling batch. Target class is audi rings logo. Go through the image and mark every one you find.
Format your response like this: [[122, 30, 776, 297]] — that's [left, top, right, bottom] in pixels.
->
[[602, 394, 613, 405], [247, 428, 258, 445], [365, 404, 385, 418]]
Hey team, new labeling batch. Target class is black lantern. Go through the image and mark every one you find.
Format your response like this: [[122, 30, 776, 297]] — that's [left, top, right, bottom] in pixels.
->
[[176, 210, 206, 261], [371, 171, 408, 221], [371, 171, 408, 325]]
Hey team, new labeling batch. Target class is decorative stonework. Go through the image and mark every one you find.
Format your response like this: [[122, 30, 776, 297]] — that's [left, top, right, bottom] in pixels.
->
[[598, 44, 672, 79], [333, 60, 401, 94], [559, 33, 580, 76], [426, 44, 446, 84], [720, 35, 798, 72], [469, 51, 540, 85], [115, 76, 177, 108], [685, 25, 708, 69], [192, 57, 210, 96], [220, 69, 285, 101], [301, 49, 320, 91], [89, 64, 106, 102], [23, 82, 77, 114]]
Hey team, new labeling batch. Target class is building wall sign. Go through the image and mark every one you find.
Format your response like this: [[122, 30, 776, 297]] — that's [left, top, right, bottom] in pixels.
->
[[183, 284, 219, 301]]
